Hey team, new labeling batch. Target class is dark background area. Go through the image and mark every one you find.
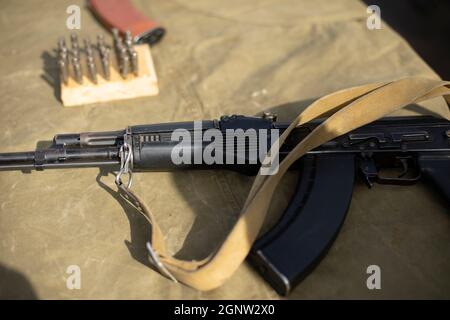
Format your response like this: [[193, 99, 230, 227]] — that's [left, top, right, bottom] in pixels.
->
[[363, 0, 450, 79]]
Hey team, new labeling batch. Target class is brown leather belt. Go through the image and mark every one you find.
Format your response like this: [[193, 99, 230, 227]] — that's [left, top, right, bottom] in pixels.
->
[[88, 0, 165, 45]]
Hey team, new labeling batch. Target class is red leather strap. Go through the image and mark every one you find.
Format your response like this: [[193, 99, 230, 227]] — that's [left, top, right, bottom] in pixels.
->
[[89, 0, 164, 43]]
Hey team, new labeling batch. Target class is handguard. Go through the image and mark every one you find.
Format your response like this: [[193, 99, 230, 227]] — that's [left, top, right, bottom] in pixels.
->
[[249, 154, 356, 296]]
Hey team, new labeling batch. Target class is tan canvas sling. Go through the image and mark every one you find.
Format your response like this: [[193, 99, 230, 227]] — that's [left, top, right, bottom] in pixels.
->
[[116, 76, 450, 291]]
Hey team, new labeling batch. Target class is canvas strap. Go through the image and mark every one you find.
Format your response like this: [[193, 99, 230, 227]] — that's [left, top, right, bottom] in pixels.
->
[[116, 77, 450, 291]]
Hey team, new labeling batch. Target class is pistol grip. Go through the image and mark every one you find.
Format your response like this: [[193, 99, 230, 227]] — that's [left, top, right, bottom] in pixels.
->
[[418, 153, 450, 203], [248, 154, 355, 295]]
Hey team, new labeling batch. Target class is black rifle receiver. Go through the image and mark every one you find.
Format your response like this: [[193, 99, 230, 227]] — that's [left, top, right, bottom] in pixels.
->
[[0, 115, 449, 295]]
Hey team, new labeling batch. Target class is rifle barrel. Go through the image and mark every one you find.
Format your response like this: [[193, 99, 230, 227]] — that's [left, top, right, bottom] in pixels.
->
[[0, 147, 120, 171]]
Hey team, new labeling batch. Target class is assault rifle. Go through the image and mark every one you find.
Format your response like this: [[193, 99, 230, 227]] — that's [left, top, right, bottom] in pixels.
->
[[0, 114, 449, 295]]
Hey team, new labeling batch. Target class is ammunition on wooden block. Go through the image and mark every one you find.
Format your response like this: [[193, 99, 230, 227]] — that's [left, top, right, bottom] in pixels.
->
[[57, 30, 159, 107]]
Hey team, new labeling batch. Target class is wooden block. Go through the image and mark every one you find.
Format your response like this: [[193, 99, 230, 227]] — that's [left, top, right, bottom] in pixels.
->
[[61, 44, 158, 107]]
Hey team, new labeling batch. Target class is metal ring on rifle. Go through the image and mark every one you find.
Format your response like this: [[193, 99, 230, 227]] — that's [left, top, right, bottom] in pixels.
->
[[115, 141, 133, 189], [115, 168, 133, 189]]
